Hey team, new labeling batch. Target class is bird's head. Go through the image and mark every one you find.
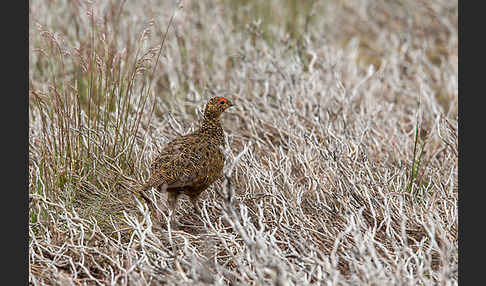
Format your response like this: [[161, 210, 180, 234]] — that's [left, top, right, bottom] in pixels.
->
[[203, 96, 234, 120]]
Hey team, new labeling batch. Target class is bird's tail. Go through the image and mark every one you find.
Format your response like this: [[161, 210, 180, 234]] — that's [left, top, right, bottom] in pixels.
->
[[116, 172, 157, 213], [138, 183, 156, 209]]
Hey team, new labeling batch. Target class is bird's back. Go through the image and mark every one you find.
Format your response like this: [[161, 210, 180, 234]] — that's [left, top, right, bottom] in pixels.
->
[[147, 131, 225, 192]]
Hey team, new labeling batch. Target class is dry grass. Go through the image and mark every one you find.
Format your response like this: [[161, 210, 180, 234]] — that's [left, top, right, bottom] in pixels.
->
[[29, 0, 457, 285]]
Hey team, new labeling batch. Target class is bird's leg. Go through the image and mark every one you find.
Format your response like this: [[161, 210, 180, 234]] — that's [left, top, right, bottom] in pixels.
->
[[189, 194, 202, 216], [167, 191, 180, 229]]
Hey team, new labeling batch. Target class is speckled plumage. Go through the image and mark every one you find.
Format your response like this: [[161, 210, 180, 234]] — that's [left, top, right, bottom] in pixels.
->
[[140, 96, 234, 221]]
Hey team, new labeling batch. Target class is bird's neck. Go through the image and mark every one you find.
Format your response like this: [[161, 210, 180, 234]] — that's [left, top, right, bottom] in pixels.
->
[[199, 116, 225, 145]]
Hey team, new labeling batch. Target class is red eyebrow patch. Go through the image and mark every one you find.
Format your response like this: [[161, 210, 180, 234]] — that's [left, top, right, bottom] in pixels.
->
[[218, 97, 227, 103]]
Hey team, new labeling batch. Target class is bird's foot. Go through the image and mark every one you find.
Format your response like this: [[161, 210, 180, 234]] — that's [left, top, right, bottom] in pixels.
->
[[169, 218, 180, 231]]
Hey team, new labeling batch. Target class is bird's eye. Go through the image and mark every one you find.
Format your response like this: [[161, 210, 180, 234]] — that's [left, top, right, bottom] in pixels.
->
[[218, 98, 226, 104], [220, 100, 225, 104]]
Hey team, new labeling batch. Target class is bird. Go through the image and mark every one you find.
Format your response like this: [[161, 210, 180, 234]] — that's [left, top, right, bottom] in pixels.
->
[[139, 96, 234, 226]]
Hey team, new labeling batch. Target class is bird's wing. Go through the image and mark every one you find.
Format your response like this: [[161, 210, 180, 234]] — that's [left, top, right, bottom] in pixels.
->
[[150, 136, 186, 174], [148, 135, 211, 189]]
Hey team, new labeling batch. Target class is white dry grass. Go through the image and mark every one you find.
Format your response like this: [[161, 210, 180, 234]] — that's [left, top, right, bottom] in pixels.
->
[[29, 0, 457, 285]]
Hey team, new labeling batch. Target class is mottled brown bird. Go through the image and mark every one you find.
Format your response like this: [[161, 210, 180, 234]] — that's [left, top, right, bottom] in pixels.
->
[[140, 96, 234, 224]]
